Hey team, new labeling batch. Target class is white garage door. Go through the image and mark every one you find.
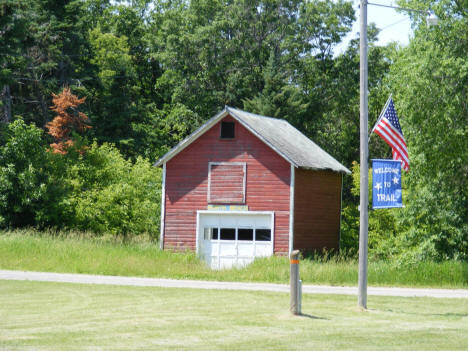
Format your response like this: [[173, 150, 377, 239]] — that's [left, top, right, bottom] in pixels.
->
[[197, 211, 274, 269]]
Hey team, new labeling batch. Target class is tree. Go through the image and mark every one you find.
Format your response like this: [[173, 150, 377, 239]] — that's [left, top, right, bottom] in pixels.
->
[[386, 0, 468, 260], [149, 0, 355, 128], [0, 119, 51, 227], [0, 0, 32, 123], [243, 51, 309, 127], [4, 0, 93, 127], [46, 87, 91, 154]]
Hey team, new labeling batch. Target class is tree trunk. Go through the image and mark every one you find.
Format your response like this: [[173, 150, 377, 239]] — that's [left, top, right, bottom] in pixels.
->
[[1, 84, 12, 123]]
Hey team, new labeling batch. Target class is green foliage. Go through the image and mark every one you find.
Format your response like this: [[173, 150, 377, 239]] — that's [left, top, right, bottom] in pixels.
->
[[89, 26, 133, 87], [388, 0, 467, 261], [149, 0, 355, 125], [341, 162, 405, 260], [0, 120, 161, 236], [0, 119, 51, 227], [0, 0, 29, 87], [243, 51, 309, 127], [342, 156, 466, 261], [61, 142, 161, 236], [340, 1, 467, 261]]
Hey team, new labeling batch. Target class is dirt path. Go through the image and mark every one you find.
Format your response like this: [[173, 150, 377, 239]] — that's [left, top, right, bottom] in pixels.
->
[[1, 269, 467, 298]]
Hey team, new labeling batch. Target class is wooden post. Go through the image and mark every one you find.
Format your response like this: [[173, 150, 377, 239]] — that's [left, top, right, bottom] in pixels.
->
[[290, 249, 301, 315]]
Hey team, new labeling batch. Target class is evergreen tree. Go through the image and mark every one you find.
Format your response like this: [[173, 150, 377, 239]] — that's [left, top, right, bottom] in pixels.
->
[[46, 87, 91, 154]]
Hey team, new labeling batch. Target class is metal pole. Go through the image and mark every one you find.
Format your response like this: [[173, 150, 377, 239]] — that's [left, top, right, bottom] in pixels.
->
[[290, 250, 301, 315], [358, 0, 369, 310]]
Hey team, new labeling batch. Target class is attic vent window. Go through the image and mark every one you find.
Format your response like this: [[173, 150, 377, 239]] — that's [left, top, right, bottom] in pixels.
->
[[220, 121, 235, 139]]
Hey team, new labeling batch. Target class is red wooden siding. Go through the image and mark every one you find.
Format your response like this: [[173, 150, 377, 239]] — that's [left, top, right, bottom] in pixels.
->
[[164, 115, 291, 253], [208, 163, 245, 203], [293, 169, 342, 252]]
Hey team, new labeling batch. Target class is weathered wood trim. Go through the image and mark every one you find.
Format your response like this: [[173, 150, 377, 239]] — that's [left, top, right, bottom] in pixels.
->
[[207, 162, 246, 204], [197, 210, 274, 216], [196, 211, 200, 255], [159, 163, 166, 250], [154, 107, 299, 168], [154, 109, 229, 167], [230, 116, 298, 168], [289, 165, 295, 254], [271, 211, 276, 256]]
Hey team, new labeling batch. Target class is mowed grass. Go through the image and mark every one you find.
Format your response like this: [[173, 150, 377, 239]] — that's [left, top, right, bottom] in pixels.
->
[[1, 280, 467, 350], [0, 230, 467, 288]]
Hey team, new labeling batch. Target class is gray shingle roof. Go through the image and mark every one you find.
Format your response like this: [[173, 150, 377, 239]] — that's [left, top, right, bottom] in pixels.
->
[[155, 106, 350, 174]]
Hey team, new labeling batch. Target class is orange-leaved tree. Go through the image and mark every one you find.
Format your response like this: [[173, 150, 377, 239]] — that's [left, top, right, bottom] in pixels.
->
[[46, 87, 91, 154]]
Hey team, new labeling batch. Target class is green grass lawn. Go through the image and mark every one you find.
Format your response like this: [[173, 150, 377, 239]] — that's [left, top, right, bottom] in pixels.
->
[[0, 280, 467, 350], [1, 230, 467, 288]]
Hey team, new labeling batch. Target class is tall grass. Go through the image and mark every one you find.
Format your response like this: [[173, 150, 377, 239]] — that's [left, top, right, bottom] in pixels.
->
[[0, 229, 466, 288]]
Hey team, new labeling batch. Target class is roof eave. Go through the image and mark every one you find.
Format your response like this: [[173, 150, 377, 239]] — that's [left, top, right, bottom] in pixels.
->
[[226, 107, 299, 168], [298, 165, 351, 175], [154, 106, 350, 175], [154, 106, 299, 169], [153, 108, 230, 167]]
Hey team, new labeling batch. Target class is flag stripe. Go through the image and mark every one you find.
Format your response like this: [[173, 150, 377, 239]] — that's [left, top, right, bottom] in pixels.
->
[[378, 118, 407, 151], [394, 150, 409, 170], [375, 129, 410, 170], [374, 127, 409, 164], [372, 98, 409, 172], [392, 150, 409, 171], [374, 127, 409, 163]]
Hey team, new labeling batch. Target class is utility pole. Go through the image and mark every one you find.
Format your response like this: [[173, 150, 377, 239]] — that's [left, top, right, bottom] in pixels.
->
[[358, 0, 369, 310], [357, 0, 438, 311]]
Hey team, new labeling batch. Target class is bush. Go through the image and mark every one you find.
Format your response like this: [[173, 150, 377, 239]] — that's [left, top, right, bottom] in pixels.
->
[[340, 161, 400, 258], [341, 161, 467, 262], [0, 121, 161, 237], [61, 142, 161, 237], [0, 119, 53, 227]]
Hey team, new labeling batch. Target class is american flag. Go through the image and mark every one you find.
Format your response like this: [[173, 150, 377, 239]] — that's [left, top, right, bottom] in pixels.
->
[[372, 97, 409, 171]]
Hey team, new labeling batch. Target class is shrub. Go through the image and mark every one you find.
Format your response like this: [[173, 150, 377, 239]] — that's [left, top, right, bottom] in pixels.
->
[[341, 161, 467, 261], [0, 119, 53, 227], [0, 121, 162, 237], [61, 142, 161, 237]]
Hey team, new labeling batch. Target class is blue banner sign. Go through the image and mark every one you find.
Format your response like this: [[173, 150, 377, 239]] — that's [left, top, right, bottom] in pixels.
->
[[372, 159, 402, 209]]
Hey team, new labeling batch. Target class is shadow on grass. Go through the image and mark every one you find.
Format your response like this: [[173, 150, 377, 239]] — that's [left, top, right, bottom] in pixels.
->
[[381, 309, 468, 318], [297, 313, 328, 320]]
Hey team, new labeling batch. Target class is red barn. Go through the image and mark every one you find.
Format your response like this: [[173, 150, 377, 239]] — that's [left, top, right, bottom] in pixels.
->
[[155, 107, 350, 269]]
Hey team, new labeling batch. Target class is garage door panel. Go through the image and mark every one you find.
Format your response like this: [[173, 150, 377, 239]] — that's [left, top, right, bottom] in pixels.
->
[[208, 241, 219, 254], [219, 242, 237, 256], [237, 258, 254, 267], [255, 243, 271, 257], [254, 216, 271, 228], [219, 257, 236, 269], [221, 216, 237, 227], [199, 211, 273, 269], [237, 242, 254, 256], [208, 257, 219, 269]]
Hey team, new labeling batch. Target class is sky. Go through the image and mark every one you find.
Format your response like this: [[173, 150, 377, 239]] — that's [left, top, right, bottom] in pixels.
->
[[336, 0, 415, 55]]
